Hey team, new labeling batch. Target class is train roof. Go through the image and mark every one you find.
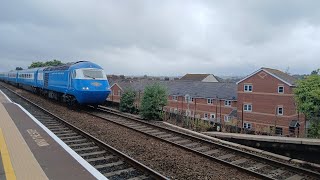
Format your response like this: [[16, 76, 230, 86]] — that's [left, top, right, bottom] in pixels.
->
[[43, 61, 101, 71]]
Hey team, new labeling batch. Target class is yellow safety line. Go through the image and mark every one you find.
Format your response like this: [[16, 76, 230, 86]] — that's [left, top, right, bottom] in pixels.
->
[[0, 128, 16, 180]]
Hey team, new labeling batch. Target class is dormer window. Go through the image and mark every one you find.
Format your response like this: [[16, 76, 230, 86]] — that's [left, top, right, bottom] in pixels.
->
[[278, 86, 284, 93], [244, 84, 252, 92]]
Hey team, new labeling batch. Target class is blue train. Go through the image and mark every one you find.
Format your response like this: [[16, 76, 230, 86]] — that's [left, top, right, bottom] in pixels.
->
[[0, 61, 111, 106]]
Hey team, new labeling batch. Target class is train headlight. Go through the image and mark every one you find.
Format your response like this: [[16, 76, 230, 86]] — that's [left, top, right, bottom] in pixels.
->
[[82, 87, 89, 90]]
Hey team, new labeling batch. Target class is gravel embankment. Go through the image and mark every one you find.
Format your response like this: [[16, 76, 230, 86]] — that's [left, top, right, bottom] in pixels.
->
[[2, 83, 259, 180]]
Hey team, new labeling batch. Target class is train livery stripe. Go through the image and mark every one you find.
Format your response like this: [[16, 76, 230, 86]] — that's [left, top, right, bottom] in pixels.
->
[[0, 128, 17, 180]]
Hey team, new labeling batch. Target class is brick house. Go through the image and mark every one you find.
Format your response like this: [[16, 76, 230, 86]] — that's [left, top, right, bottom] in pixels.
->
[[236, 68, 305, 136], [165, 81, 237, 126], [107, 79, 237, 125]]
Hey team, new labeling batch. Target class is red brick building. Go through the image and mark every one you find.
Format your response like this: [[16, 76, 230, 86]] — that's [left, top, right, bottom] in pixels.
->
[[107, 68, 306, 137], [107, 79, 238, 125], [236, 68, 305, 136]]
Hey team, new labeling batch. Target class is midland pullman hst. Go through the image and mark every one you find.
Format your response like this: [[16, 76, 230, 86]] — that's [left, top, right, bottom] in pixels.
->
[[0, 61, 111, 106]]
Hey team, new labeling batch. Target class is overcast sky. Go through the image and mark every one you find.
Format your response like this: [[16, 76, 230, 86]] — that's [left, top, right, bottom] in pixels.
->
[[1, 1, 320, 76]]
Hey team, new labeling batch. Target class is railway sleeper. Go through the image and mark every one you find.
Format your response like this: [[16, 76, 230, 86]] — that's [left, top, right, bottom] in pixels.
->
[[94, 161, 124, 169], [80, 150, 107, 158], [104, 167, 136, 178], [86, 155, 115, 163], [59, 135, 83, 140], [73, 146, 100, 152]]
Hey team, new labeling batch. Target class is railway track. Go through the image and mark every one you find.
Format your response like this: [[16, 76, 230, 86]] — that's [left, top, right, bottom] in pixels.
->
[[0, 85, 168, 180], [86, 105, 320, 180]]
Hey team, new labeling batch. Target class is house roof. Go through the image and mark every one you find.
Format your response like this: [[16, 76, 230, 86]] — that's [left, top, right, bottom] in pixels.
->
[[236, 67, 297, 86], [108, 79, 237, 100], [180, 74, 211, 81]]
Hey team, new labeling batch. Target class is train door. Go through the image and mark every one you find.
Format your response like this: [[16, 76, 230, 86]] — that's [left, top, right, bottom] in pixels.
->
[[68, 70, 75, 90]]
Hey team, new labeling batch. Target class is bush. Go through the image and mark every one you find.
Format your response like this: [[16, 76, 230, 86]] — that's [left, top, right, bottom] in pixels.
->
[[119, 88, 136, 113], [140, 83, 167, 120]]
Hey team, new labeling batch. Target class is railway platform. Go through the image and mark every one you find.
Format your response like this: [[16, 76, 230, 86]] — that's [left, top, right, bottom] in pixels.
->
[[203, 131, 320, 164], [0, 91, 106, 180], [203, 131, 320, 145]]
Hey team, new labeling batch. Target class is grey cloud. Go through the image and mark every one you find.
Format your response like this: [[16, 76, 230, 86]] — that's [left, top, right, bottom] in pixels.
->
[[1, 0, 320, 76]]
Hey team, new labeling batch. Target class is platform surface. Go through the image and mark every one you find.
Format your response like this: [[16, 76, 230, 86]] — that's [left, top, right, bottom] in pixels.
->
[[0, 90, 104, 180], [203, 131, 320, 145]]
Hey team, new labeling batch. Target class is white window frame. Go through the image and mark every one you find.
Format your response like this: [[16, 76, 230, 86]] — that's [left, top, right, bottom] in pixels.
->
[[207, 98, 214, 104], [204, 113, 209, 119], [210, 113, 215, 119], [118, 90, 121, 96], [278, 86, 284, 94], [244, 84, 252, 92], [277, 106, 283, 115], [224, 115, 231, 122], [243, 122, 252, 129], [172, 95, 178, 101], [224, 100, 231, 106], [243, 104, 252, 112]]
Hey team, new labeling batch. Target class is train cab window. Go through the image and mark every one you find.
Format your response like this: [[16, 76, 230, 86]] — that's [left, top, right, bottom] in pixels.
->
[[82, 69, 104, 79], [74, 69, 106, 79]]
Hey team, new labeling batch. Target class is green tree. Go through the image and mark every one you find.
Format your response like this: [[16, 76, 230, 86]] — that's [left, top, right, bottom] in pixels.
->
[[119, 88, 136, 113], [140, 83, 167, 120], [294, 74, 320, 138], [311, 69, 319, 75], [28, 60, 64, 69]]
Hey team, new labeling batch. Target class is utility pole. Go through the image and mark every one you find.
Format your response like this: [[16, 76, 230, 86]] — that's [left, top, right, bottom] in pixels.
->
[[219, 99, 222, 126], [194, 98, 197, 120], [241, 103, 244, 133]]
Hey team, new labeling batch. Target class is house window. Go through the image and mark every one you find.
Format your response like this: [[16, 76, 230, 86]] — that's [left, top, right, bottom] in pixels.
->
[[224, 100, 231, 106], [191, 98, 194, 102], [172, 95, 177, 101], [243, 122, 252, 129], [277, 106, 283, 115], [275, 127, 283, 135], [244, 84, 252, 92], [207, 98, 214, 104], [224, 115, 231, 122], [243, 104, 252, 112], [118, 90, 121, 96], [174, 108, 178, 114], [278, 86, 284, 93], [210, 113, 215, 119], [204, 113, 208, 119]]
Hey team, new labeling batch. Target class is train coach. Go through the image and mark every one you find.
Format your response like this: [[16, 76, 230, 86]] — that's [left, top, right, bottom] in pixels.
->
[[0, 72, 8, 82], [1, 61, 111, 106]]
